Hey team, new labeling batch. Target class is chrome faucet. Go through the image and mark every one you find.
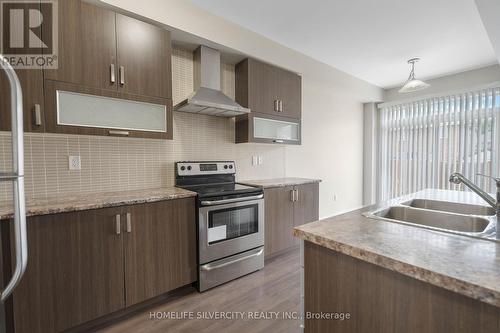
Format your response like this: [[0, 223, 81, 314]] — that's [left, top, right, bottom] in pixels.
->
[[449, 172, 500, 217]]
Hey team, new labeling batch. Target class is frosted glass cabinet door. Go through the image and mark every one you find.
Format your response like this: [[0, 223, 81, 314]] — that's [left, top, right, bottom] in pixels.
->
[[253, 117, 300, 143], [57, 90, 167, 132]]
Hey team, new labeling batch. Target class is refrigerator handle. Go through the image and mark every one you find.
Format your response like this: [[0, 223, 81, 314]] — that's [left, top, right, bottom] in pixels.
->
[[0, 55, 28, 303]]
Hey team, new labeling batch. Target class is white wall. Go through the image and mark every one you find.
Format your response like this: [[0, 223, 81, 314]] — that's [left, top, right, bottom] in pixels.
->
[[475, 0, 500, 65], [384, 64, 500, 102], [101, 0, 383, 218]]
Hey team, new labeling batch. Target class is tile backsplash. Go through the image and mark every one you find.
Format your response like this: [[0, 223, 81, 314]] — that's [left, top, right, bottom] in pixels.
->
[[0, 47, 286, 202]]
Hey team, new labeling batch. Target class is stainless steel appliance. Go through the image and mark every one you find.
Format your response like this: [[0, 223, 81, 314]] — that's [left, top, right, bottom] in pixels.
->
[[175, 161, 264, 291], [0, 56, 28, 333]]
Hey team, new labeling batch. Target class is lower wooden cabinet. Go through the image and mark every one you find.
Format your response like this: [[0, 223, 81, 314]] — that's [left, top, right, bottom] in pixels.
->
[[124, 199, 196, 306], [8, 206, 126, 333], [264, 183, 319, 257], [304, 241, 500, 333], [2, 197, 196, 333]]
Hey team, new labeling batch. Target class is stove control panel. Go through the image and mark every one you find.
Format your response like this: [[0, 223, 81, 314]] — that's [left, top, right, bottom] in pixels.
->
[[176, 161, 236, 176]]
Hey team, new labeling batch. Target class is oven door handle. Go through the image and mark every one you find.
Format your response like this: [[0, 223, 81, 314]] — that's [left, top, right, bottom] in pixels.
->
[[200, 194, 264, 206], [200, 248, 264, 272]]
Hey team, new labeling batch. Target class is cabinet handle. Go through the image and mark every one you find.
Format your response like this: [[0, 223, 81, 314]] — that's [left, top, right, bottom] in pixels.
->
[[274, 100, 278, 111], [126, 213, 132, 233], [110, 64, 116, 83], [290, 189, 295, 202], [295, 189, 299, 202], [273, 139, 284, 143], [279, 100, 283, 112], [119, 66, 125, 85], [34, 104, 42, 126], [115, 215, 121, 235], [109, 130, 129, 136]]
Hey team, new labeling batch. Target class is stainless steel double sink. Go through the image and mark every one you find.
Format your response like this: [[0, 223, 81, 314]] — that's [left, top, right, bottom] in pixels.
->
[[364, 197, 498, 241]]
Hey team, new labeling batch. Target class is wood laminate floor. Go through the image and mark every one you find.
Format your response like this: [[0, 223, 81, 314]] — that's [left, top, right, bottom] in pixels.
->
[[98, 249, 301, 333]]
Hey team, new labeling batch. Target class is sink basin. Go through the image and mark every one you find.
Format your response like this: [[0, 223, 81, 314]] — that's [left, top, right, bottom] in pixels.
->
[[401, 199, 495, 216], [373, 206, 490, 233]]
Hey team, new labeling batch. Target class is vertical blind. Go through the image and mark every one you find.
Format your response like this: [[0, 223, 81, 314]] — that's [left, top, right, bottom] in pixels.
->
[[379, 87, 500, 200]]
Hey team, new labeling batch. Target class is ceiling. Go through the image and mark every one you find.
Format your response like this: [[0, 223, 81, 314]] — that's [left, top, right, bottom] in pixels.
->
[[189, 0, 498, 88]]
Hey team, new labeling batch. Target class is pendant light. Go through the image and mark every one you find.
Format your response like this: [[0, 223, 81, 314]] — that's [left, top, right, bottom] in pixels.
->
[[398, 58, 430, 93]]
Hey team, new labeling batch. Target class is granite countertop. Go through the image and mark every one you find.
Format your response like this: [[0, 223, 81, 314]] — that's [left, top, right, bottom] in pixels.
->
[[294, 189, 500, 308], [0, 187, 196, 220], [238, 177, 321, 189]]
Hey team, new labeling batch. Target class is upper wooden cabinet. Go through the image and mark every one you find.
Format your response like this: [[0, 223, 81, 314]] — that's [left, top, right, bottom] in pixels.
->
[[236, 58, 301, 119], [115, 14, 172, 99], [44, 0, 172, 99], [44, 80, 173, 139], [235, 112, 301, 145], [263, 183, 319, 257], [0, 0, 44, 132], [0, 68, 45, 133], [43, 0, 117, 91], [277, 69, 301, 119], [36, 0, 174, 138], [235, 58, 302, 144]]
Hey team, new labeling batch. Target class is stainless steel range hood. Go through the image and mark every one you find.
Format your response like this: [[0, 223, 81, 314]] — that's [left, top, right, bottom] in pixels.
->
[[174, 46, 250, 117]]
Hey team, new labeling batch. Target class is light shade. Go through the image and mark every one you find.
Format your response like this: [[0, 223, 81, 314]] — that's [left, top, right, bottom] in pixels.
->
[[398, 79, 430, 93], [399, 58, 430, 93]]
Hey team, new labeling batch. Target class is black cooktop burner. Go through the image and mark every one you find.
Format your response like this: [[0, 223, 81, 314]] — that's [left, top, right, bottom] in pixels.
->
[[179, 182, 262, 199]]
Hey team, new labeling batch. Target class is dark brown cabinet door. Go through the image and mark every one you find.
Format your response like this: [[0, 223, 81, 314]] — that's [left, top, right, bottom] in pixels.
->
[[43, 0, 117, 90], [278, 70, 301, 119], [0, 69, 44, 132], [43, 80, 173, 139], [0, 0, 44, 132], [293, 183, 319, 245], [11, 208, 125, 333], [293, 183, 319, 227], [235, 112, 301, 145], [263, 183, 319, 256], [236, 58, 301, 118], [235, 58, 302, 144], [115, 14, 172, 99], [247, 59, 279, 115], [123, 198, 196, 306], [264, 186, 295, 257]]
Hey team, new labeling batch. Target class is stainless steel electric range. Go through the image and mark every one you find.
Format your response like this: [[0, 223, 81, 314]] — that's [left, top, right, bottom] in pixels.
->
[[175, 161, 265, 291]]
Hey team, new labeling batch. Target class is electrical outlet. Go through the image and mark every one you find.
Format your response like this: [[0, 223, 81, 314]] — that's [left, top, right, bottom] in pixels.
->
[[252, 156, 258, 166], [68, 155, 81, 171], [258, 156, 263, 165]]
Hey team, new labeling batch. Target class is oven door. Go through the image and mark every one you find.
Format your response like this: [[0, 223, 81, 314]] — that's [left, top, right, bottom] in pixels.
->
[[198, 195, 264, 264]]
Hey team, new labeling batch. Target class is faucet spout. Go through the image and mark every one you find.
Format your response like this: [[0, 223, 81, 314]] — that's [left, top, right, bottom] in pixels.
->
[[449, 173, 497, 209]]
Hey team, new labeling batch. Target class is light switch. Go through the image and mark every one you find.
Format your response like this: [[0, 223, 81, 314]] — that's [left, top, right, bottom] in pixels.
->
[[69, 155, 81, 171]]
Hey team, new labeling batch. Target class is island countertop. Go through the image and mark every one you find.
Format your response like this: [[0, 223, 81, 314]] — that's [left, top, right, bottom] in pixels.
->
[[294, 189, 500, 308], [0, 187, 197, 220]]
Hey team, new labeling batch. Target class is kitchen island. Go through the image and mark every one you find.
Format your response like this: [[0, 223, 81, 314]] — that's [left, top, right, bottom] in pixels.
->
[[294, 189, 500, 333]]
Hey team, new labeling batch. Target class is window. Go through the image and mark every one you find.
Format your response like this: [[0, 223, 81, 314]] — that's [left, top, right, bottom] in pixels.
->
[[378, 87, 500, 200]]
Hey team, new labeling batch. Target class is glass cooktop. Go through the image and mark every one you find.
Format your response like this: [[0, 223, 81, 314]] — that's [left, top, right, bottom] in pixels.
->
[[178, 182, 262, 198]]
